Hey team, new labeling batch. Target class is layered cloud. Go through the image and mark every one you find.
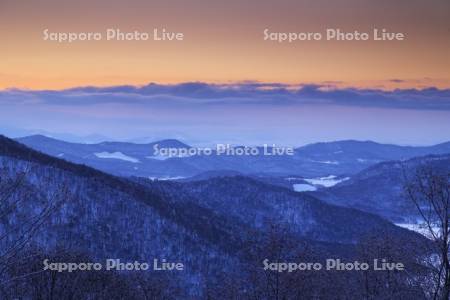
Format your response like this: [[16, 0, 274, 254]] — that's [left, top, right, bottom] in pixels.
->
[[2, 82, 450, 111]]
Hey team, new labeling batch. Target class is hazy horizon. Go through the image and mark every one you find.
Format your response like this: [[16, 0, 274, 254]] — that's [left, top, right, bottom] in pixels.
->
[[1, 82, 449, 147]]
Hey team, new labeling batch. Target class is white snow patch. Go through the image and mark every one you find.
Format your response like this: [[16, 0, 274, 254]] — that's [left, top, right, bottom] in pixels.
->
[[311, 160, 340, 165], [94, 152, 140, 163], [293, 184, 317, 192], [304, 175, 350, 187], [57, 153, 64, 157], [285, 177, 302, 181]]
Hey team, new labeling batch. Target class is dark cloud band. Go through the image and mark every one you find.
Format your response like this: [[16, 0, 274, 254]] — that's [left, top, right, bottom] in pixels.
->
[[1, 82, 450, 111]]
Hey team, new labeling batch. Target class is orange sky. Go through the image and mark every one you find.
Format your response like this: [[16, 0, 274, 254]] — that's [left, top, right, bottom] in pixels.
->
[[1, 0, 449, 90]]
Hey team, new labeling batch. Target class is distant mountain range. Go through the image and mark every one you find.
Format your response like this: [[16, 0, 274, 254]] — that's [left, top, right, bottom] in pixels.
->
[[16, 135, 450, 179], [12, 134, 450, 225], [0, 134, 422, 250]]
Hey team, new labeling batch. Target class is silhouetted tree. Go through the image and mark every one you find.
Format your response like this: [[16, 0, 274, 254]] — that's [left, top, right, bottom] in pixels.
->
[[405, 166, 450, 300]]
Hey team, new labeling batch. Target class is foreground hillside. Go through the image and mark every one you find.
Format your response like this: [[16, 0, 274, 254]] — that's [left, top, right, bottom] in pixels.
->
[[0, 135, 432, 298]]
